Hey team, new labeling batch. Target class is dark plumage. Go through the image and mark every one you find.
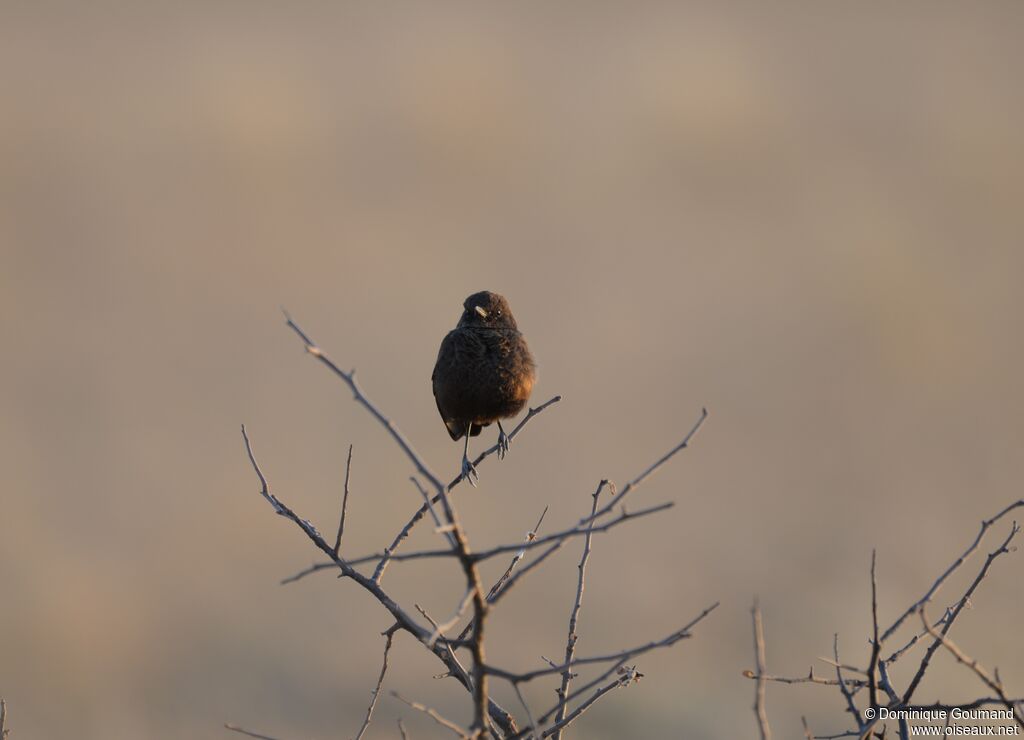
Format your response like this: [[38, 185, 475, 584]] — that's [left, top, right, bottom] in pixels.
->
[[432, 291, 536, 484]]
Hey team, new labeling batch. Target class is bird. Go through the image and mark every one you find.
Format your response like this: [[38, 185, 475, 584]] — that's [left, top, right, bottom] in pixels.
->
[[432, 291, 536, 485]]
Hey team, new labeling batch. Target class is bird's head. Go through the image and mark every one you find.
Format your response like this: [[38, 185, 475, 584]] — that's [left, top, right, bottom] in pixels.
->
[[459, 291, 518, 330]]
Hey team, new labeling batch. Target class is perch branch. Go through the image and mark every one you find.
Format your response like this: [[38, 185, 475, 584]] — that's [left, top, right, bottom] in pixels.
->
[[280, 397, 563, 587], [374, 395, 562, 581], [241, 425, 517, 735]]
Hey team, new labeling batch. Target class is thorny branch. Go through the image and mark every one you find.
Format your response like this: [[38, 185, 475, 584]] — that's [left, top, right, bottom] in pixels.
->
[[539, 666, 643, 739], [879, 500, 1024, 643], [901, 520, 1021, 705], [240, 425, 517, 736], [918, 608, 1024, 728], [310, 501, 675, 569], [743, 504, 1022, 740], [485, 604, 719, 684], [280, 396, 563, 586], [236, 312, 713, 739]]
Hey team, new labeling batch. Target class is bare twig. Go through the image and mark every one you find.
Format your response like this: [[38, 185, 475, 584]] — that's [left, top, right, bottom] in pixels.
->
[[408, 476, 457, 551], [815, 657, 868, 676], [417, 590, 475, 648], [907, 698, 1024, 712], [398, 718, 410, 740], [540, 666, 642, 738], [375, 395, 563, 578], [241, 425, 517, 735], [485, 541, 564, 608], [489, 601, 719, 683], [334, 443, 354, 556], [391, 692, 470, 738], [867, 549, 881, 712], [538, 659, 628, 726], [427, 482, 491, 735], [283, 313, 497, 735], [508, 602, 719, 738], [225, 724, 283, 740], [512, 683, 538, 740], [880, 500, 1024, 643], [578, 408, 707, 526], [279, 561, 334, 585], [902, 520, 1021, 705], [802, 716, 815, 740], [354, 502, 677, 568], [451, 506, 551, 646], [552, 481, 608, 738], [877, 662, 909, 740], [354, 627, 398, 740], [1, 699, 8, 740], [919, 607, 1024, 728], [752, 598, 772, 740], [282, 403, 699, 584], [282, 310, 446, 492], [242, 426, 422, 634], [365, 407, 704, 572], [741, 670, 866, 688], [487, 506, 549, 603], [509, 602, 716, 738], [251, 312, 714, 739], [748, 503, 1023, 740], [834, 635, 864, 731]]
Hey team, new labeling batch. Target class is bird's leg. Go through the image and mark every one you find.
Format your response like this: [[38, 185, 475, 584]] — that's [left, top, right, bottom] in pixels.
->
[[496, 420, 511, 460], [462, 430, 479, 486]]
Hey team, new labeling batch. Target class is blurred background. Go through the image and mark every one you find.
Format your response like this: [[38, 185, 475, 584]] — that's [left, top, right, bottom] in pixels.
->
[[2, 3, 1023, 738]]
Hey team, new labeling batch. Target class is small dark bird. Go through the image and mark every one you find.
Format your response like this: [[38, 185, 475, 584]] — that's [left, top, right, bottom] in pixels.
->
[[432, 291, 536, 485]]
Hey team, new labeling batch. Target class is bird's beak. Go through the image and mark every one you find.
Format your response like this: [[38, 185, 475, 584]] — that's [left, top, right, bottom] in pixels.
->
[[474, 306, 489, 319]]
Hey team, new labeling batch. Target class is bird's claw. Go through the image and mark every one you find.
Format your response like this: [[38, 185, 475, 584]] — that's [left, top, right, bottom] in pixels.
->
[[496, 429, 511, 460], [462, 454, 479, 487]]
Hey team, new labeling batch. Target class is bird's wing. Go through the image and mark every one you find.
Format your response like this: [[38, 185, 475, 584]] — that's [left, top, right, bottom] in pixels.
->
[[432, 330, 466, 440]]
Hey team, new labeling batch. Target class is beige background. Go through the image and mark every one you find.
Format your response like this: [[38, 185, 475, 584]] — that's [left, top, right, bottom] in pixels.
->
[[2, 3, 1023, 738]]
